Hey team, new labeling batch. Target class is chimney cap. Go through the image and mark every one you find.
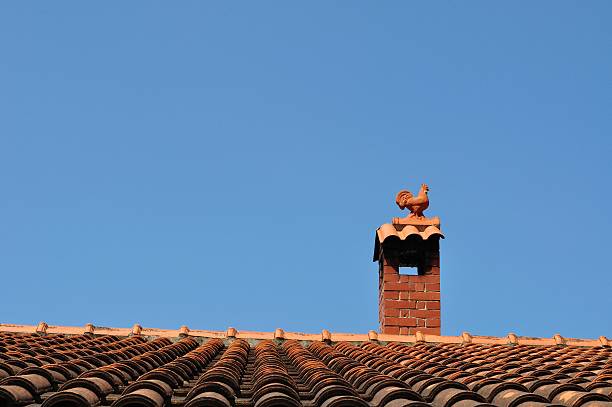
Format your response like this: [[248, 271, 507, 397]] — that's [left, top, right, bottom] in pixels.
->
[[374, 222, 443, 263], [374, 185, 443, 262]]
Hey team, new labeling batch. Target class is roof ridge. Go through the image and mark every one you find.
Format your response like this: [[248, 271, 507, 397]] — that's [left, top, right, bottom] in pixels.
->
[[0, 322, 608, 347]]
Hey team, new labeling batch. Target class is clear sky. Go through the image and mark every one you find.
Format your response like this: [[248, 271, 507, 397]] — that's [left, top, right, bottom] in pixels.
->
[[1, 2, 610, 339]]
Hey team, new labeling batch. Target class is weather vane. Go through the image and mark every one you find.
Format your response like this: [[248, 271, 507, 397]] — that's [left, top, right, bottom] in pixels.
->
[[395, 183, 430, 220]]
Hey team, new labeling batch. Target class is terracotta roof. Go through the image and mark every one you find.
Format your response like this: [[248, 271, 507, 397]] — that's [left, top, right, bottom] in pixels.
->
[[1, 323, 611, 407]]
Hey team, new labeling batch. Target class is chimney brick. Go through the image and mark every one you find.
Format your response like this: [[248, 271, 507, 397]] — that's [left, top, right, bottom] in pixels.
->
[[374, 216, 443, 336]]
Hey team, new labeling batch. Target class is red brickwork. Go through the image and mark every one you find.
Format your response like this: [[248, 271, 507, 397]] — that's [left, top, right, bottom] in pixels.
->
[[378, 251, 440, 335]]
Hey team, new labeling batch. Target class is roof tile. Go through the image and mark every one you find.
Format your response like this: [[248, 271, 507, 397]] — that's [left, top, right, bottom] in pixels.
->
[[0, 327, 611, 406]]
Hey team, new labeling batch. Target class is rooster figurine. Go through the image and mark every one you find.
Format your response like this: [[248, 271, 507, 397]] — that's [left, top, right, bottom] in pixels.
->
[[395, 184, 430, 219]]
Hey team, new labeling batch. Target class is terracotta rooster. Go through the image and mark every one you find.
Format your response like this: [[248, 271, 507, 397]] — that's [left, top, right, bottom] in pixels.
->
[[395, 184, 430, 219]]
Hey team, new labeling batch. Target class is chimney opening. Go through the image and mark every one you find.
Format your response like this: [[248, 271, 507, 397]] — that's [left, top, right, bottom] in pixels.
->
[[398, 266, 419, 276]]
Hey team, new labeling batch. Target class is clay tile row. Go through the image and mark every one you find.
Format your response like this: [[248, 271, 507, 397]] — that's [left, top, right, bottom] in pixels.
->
[[185, 338, 247, 407], [2, 331, 612, 407], [112, 337, 221, 407], [0, 336, 159, 407], [309, 341, 431, 406]]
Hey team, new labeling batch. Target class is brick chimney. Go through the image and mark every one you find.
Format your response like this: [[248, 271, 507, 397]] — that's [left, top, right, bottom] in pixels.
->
[[373, 186, 443, 335]]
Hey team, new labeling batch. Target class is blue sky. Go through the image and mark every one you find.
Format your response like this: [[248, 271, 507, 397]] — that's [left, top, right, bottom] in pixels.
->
[[0, 2, 610, 339]]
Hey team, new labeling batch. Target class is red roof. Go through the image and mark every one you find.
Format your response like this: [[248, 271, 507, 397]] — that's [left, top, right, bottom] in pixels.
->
[[1, 323, 611, 407]]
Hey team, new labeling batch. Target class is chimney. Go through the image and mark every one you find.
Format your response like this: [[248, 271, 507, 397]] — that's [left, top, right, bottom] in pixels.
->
[[373, 184, 444, 335]]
